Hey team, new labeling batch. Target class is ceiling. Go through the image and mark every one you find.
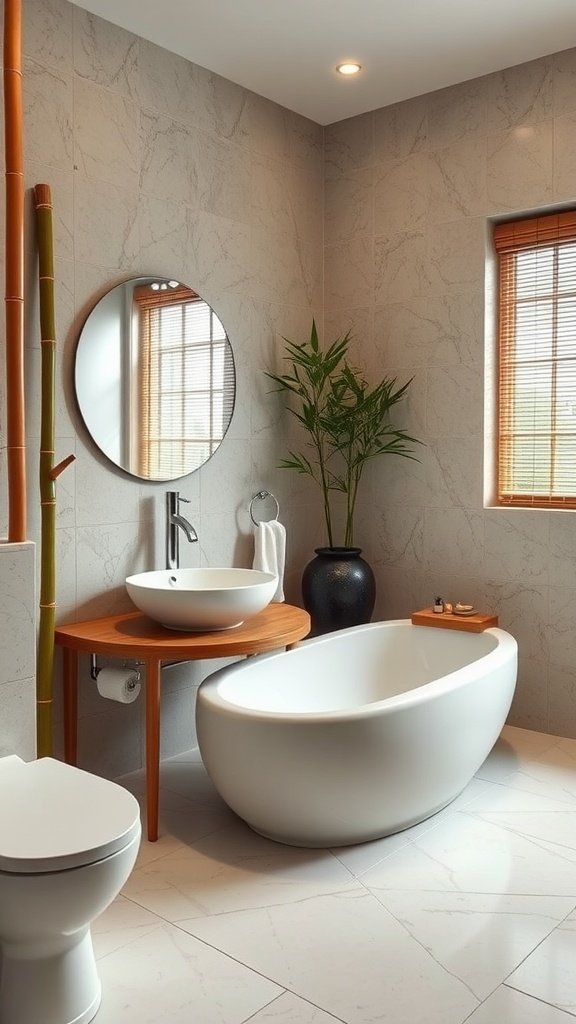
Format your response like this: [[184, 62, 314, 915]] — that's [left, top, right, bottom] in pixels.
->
[[70, 0, 576, 125]]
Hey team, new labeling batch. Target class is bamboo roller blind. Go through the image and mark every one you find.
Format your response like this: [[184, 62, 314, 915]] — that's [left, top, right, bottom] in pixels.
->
[[133, 284, 234, 480], [494, 211, 576, 508]]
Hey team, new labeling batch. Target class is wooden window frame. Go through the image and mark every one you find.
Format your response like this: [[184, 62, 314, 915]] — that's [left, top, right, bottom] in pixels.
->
[[494, 210, 576, 509]]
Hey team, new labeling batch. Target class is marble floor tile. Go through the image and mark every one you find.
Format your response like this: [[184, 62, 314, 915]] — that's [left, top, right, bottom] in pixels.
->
[[121, 753, 228, 810], [168, 746, 204, 763], [94, 921, 282, 1024], [123, 818, 360, 922], [134, 832, 190, 869], [462, 782, 576, 849], [95, 731, 576, 1024], [150, 758, 229, 807], [555, 736, 576, 760], [120, 772, 236, 850], [92, 895, 163, 959], [506, 909, 576, 1015], [477, 725, 561, 783], [329, 823, 418, 877], [465, 985, 576, 1023], [372, 890, 574, 1000], [180, 890, 479, 1024], [480, 737, 576, 806], [361, 811, 576, 895], [330, 777, 492, 877], [248, 991, 345, 1023]]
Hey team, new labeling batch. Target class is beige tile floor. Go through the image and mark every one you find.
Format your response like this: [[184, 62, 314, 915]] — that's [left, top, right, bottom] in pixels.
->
[[92, 726, 576, 1022]]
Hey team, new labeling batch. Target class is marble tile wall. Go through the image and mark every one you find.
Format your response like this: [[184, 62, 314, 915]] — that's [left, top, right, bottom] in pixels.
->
[[324, 50, 576, 736], [0, 543, 36, 758], [0, 0, 324, 776]]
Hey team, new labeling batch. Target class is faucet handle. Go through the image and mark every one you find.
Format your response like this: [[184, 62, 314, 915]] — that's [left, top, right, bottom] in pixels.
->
[[178, 496, 190, 505]]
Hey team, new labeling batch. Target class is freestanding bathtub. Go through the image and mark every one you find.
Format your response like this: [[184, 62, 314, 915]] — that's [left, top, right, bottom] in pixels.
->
[[196, 619, 517, 847]]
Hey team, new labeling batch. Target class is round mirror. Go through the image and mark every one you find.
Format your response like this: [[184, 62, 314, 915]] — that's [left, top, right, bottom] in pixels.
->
[[74, 277, 236, 481]]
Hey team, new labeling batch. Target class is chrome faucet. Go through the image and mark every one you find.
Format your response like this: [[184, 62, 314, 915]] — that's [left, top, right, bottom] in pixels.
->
[[166, 491, 198, 570]]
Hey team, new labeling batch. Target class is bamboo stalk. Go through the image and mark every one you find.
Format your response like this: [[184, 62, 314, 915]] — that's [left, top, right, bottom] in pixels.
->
[[4, 0, 26, 541], [34, 183, 75, 757]]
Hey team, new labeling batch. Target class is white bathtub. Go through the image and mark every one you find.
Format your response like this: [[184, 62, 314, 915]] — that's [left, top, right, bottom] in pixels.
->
[[196, 619, 517, 847]]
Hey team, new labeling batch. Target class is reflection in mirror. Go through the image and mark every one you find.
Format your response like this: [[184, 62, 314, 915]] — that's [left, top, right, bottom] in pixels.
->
[[75, 277, 236, 481]]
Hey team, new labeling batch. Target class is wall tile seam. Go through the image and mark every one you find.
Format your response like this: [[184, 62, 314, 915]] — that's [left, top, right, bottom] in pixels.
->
[[372, 212, 485, 236], [328, 115, 568, 175], [324, 227, 375, 247], [71, 701, 142, 722], [23, 53, 72, 86], [139, 104, 240, 148], [65, 256, 137, 278], [250, 151, 324, 187], [324, 162, 376, 182], [323, 303, 380, 314], [139, 105, 314, 169], [21, 432, 76, 448], [71, 159, 141, 191], [189, 115, 318, 170], [323, 294, 484, 311], [17, 29, 71, 71], [71, 66, 139, 105], [374, 359, 483, 371], [68, 130, 318, 199], [253, 224, 323, 254], [421, 429, 485, 440], [134, 195, 316, 240], [477, 572, 553, 587], [72, 517, 145, 530], [381, 498, 486, 510], [485, 119, 557, 150], [72, 72, 141, 112], [549, 657, 576, 682], [71, 170, 142, 195], [24, 156, 75, 178]]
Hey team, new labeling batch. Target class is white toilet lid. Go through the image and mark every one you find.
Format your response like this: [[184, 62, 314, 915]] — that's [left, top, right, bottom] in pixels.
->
[[0, 756, 141, 873]]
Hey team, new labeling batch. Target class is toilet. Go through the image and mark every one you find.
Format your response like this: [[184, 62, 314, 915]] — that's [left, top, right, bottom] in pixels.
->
[[0, 755, 141, 1024]]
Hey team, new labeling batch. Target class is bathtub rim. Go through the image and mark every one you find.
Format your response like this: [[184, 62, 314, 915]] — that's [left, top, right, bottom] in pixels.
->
[[197, 618, 518, 724]]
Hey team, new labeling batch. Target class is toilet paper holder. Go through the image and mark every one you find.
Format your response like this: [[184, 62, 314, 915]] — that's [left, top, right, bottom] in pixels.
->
[[90, 653, 141, 688]]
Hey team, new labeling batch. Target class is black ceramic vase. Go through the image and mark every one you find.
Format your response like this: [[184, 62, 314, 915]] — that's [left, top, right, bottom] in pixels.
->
[[302, 547, 376, 637]]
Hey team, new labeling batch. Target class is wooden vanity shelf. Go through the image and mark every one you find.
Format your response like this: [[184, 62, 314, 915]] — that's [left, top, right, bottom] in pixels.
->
[[55, 603, 310, 843], [411, 608, 499, 633]]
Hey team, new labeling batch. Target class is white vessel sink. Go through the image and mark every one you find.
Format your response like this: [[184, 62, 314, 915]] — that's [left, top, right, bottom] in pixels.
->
[[125, 568, 278, 631]]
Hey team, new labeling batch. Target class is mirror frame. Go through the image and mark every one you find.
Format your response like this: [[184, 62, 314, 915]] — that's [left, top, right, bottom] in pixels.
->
[[74, 276, 236, 482]]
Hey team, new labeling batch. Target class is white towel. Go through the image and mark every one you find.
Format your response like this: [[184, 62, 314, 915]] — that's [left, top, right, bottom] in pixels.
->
[[253, 520, 286, 602]]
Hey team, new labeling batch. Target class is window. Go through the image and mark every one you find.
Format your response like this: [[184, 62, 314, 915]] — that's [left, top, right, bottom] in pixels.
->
[[133, 284, 234, 480], [494, 211, 576, 508]]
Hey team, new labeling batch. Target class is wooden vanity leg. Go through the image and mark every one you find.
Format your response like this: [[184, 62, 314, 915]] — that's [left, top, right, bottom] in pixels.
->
[[145, 657, 161, 842], [62, 647, 78, 765]]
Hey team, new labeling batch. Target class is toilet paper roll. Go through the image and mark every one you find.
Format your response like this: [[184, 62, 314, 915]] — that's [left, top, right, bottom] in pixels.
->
[[96, 667, 141, 704]]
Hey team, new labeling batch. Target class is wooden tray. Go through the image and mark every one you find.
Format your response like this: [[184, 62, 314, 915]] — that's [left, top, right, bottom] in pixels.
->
[[411, 608, 498, 633]]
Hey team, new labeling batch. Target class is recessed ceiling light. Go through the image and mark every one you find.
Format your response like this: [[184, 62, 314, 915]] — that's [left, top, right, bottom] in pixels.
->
[[336, 62, 362, 76]]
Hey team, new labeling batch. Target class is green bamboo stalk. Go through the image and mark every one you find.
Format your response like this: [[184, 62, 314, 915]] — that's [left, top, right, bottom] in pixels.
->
[[34, 183, 75, 757]]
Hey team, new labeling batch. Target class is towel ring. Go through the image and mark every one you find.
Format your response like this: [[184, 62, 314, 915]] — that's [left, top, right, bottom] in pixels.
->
[[249, 490, 280, 526]]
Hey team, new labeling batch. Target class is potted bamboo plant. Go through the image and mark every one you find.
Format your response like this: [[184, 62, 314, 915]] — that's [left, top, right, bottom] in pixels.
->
[[267, 320, 420, 634]]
